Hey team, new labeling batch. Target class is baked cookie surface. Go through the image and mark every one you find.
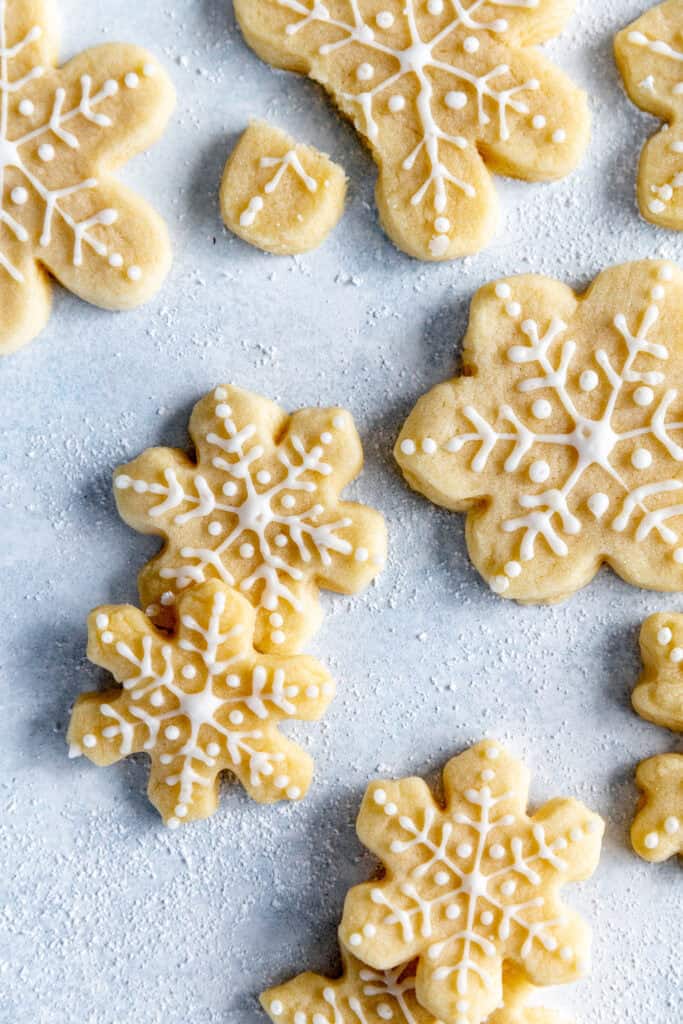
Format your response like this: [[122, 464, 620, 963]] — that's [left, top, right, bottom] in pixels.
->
[[632, 753, 683, 861], [234, 0, 589, 260], [0, 0, 175, 354], [396, 260, 683, 603], [220, 120, 346, 254]]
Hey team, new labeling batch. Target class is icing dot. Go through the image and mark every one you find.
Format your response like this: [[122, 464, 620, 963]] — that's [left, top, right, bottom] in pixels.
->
[[644, 832, 659, 849], [125, 72, 140, 88], [651, 285, 665, 301], [376, 1004, 393, 1021], [669, 647, 683, 662], [400, 439, 416, 455], [506, 301, 521, 318], [101, 630, 114, 644], [464, 36, 479, 53], [349, 933, 362, 947], [270, 613, 284, 627], [83, 734, 97, 748], [227, 674, 241, 688], [529, 460, 550, 483], [108, 253, 124, 268], [167, 817, 180, 829], [495, 283, 511, 299], [364, 923, 377, 938], [38, 143, 54, 161], [657, 627, 673, 645], [282, 494, 296, 509], [333, 414, 345, 429], [501, 880, 516, 896], [208, 521, 223, 536], [429, 234, 450, 257], [306, 684, 319, 699], [96, 613, 109, 630], [588, 493, 609, 519], [181, 665, 196, 679], [634, 386, 654, 407], [486, 745, 500, 759], [490, 575, 509, 594], [480, 910, 494, 926], [532, 399, 552, 420], [675, 548, 683, 564], [376, 10, 394, 28], [373, 788, 387, 805], [222, 481, 237, 497], [631, 448, 652, 470], [355, 547, 369, 562], [532, 114, 546, 129], [287, 786, 301, 799], [229, 710, 244, 725], [434, 870, 449, 886], [445, 90, 468, 110], [504, 561, 521, 578], [11, 186, 28, 205], [456, 842, 472, 858], [256, 470, 271, 484], [165, 725, 180, 740], [239, 542, 255, 558], [560, 946, 574, 962], [127, 266, 142, 281], [270, 1001, 284, 1016], [384, 802, 397, 816], [489, 843, 505, 860], [580, 370, 599, 392], [422, 437, 437, 454], [659, 266, 674, 282], [664, 816, 680, 834], [271, 630, 285, 645], [275, 533, 288, 548], [434, 216, 450, 233], [143, 63, 157, 77], [388, 94, 405, 112], [481, 768, 495, 782], [175, 803, 187, 818], [207, 742, 220, 757], [428, 0, 444, 12], [446, 903, 461, 919], [552, 128, 566, 143], [18, 98, 34, 116], [356, 62, 374, 82]]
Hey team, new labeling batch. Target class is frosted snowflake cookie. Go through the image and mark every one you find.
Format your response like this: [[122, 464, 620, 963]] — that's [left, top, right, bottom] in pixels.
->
[[261, 951, 571, 1024], [396, 260, 683, 604], [631, 753, 683, 861], [114, 385, 387, 653], [67, 580, 334, 826], [338, 741, 603, 1024], [616, 1, 683, 230], [234, 0, 589, 261], [220, 121, 346, 254], [0, 0, 175, 355], [633, 612, 683, 730]]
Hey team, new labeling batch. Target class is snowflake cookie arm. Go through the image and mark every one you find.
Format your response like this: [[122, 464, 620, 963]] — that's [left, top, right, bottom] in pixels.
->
[[633, 612, 683, 731], [631, 753, 683, 861], [615, 1, 683, 230], [68, 581, 334, 824]]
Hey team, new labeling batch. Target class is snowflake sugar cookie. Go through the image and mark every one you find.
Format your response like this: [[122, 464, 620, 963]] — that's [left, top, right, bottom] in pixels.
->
[[633, 612, 683, 730], [261, 951, 571, 1024], [631, 753, 683, 861], [220, 120, 347, 254], [0, 0, 175, 355], [114, 385, 387, 653], [616, 0, 683, 230], [67, 580, 334, 826], [396, 260, 683, 603], [339, 741, 603, 1024], [234, 0, 588, 261]]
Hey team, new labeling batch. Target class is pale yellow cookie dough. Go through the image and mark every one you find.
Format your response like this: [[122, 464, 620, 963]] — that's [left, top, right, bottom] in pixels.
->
[[616, 1, 683, 230], [113, 384, 387, 654], [396, 260, 683, 604], [220, 121, 346, 254], [0, 0, 175, 355], [67, 580, 335, 827], [338, 740, 603, 1024], [234, 0, 589, 261], [261, 954, 572, 1024], [632, 753, 683, 861], [633, 612, 683, 731]]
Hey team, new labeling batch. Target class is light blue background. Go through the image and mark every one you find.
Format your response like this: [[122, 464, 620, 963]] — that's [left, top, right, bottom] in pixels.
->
[[1, 1, 681, 1021]]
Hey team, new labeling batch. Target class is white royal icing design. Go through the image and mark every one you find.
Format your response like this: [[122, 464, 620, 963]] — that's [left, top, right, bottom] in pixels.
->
[[626, 22, 683, 218], [239, 148, 319, 227], [0, 0, 155, 282], [69, 586, 334, 827], [274, 0, 566, 257], [402, 265, 683, 594], [116, 388, 383, 648], [344, 743, 601, 1024]]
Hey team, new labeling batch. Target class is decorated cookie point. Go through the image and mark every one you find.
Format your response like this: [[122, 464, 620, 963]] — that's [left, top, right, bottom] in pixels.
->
[[632, 753, 683, 861], [67, 579, 335, 824], [338, 741, 603, 1024], [0, 0, 175, 354], [396, 260, 683, 604], [234, 0, 589, 261], [113, 384, 387, 653], [220, 120, 347, 254]]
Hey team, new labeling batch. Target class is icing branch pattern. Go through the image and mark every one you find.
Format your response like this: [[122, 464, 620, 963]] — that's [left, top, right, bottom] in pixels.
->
[[262, 950, 441, 1024], [0, 0, 159, 283], [240, 148, 319, 228], [396, 261, 683, 600], [236, 0, 585, 259], [67, 580, 334, 827], [339, 742, 603, 1024], [114, 385, 386, 653], [616, 1, 683, 228]]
